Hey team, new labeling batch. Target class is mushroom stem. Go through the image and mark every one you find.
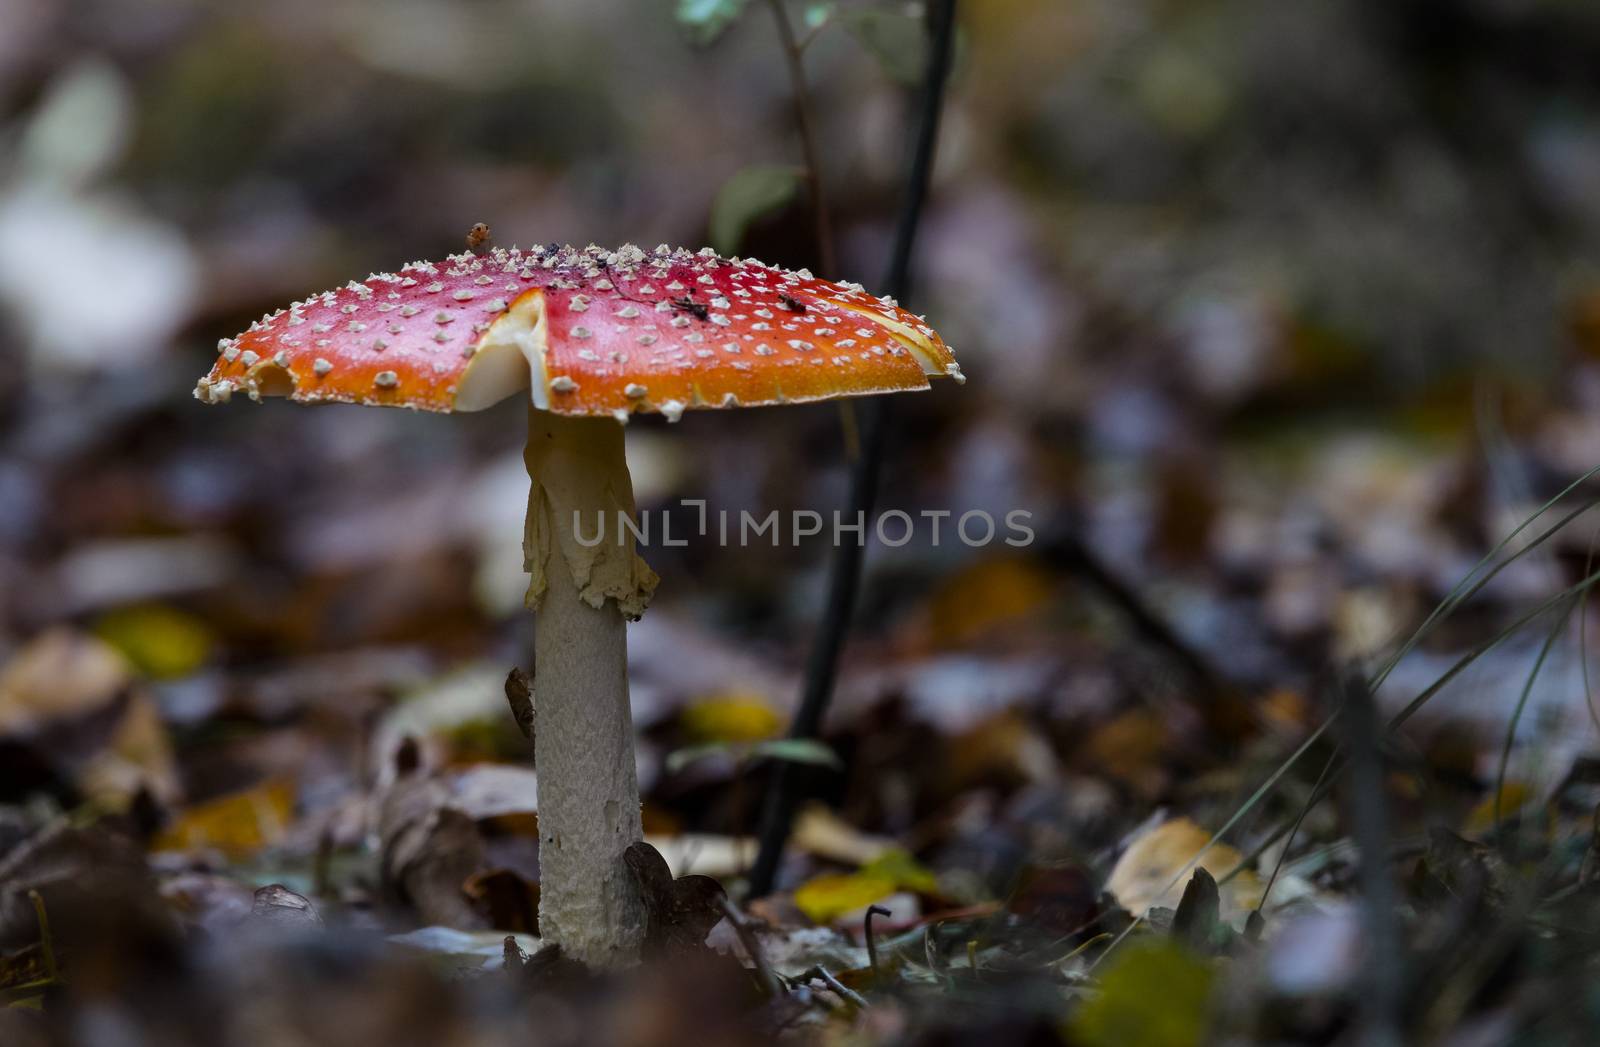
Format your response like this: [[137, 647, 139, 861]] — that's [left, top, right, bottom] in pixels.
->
[[523, 406, 654, 968]]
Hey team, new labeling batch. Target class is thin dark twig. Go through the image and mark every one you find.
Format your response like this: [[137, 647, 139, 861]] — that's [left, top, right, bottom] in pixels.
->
[[763, 0, 836, 275], [878, 2, 958, 305], [864, 903, 892, 979], [1050, 530, 1244, 730], [796, 965, 869, 1010], [748, 0, 960, 899], [1340, 676, 1405, 1047], [718, 897, 784, 998]]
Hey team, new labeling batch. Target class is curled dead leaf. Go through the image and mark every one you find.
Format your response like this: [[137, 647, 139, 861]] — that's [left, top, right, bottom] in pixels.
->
[[625, 841, 726, 959], [1106, 818, 1262, 929]]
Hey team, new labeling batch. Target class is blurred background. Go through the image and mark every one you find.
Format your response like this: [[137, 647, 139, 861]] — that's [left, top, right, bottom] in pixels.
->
[[7, 0, 1600, 1041]]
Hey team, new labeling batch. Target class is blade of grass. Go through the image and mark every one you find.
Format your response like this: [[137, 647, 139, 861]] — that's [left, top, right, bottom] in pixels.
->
[[1493, 596, 1576, 840], [1225, 557, 1600, 887], [1090, 468, 1600, 971], [1580, 523, 1600, 735], [1371, 496, 1595, 692], [1368, 464, 1600, 692], [1387, 563, 1600, 731], [1255, 748, 1340, 915]]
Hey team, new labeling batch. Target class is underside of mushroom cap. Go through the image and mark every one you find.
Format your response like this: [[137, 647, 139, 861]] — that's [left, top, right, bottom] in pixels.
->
[[195, 244, 963, 421]]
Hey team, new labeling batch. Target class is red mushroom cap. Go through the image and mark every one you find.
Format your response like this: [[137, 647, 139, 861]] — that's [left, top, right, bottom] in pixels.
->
[[195, 244, 962, 421]]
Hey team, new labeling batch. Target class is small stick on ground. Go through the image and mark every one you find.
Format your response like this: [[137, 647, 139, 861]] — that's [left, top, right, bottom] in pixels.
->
[[718, 897, 784, 998], [864, 904, 891, 979], [1050, 529, 1246, 734], [795, 965, 868, 1010]]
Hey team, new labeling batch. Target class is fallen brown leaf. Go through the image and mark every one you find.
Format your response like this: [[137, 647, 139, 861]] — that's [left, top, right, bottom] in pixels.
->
[[1106, 817, 1262, 928]]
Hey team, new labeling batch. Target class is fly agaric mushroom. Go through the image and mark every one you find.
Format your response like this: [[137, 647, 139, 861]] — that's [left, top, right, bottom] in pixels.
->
[[194, 243, 962, 966]]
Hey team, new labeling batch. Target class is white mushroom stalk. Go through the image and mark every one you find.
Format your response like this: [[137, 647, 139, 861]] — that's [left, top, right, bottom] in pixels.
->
[[521, 405, 657, 966]]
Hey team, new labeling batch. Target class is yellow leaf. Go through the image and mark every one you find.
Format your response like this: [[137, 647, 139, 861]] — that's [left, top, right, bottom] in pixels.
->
[[93, 604, 213, 680], [1070, 939, 1215, 1047], [1106, 818, 1262, 927], [680, 693, 782, 743], [794, 872, 898, 924], [793, 848, 940, 923], [1465, 781, 1531, 837], [926, 555, 1054, 647], [862, 849, 940, 896], [152, 778, 294, 858]]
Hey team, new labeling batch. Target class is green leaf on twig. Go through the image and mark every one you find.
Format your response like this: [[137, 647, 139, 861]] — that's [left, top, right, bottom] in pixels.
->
[[750, 737, 843, 770], [708, 164, 804, 254], [676, 0, 753, 46], [665, 736, 843, 775]]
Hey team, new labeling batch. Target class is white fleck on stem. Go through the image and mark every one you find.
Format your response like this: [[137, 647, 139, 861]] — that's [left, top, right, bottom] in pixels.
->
[[523, 407, 654, 968]]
